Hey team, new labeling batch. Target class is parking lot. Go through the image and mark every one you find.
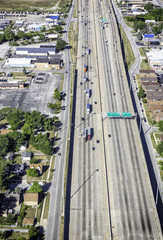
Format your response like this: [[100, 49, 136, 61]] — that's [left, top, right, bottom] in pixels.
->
[[0, 72, 62, 116]]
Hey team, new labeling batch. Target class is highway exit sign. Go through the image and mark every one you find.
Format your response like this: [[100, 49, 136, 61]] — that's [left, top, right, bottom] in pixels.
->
[[107, 112, 132, 117]]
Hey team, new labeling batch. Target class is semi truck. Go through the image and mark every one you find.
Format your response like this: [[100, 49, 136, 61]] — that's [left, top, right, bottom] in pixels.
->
[[87, 103, 90, 114], [84, 64, 87, 72]]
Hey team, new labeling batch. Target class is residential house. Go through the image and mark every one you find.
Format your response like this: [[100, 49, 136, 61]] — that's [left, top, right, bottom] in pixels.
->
[[24, 193, 39, 206], [23, 217, 34, 226], [29, 164, 43, 175], [22, 152, 31, 162]]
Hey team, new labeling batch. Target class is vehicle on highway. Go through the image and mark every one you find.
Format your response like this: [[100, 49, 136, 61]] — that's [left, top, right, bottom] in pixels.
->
[[86, 48, 90, 55], [81, 117, 85, 121], [92, 147, 95, 150], [87, 127, 91, 140], [96, 140, 100, 143], [87, 103, 90, 114], [84, 64, 87, 72], [84, 76, 87, 82], [86, 89, 90, 98], [108, 134, 111, 137]]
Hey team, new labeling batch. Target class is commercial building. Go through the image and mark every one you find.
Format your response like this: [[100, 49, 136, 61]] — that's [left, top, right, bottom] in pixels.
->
[[15, 47, 56, 56]]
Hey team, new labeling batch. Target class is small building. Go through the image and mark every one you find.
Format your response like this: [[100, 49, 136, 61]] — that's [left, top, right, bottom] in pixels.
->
[[16, 47, 56, 56], [49, 58, 63, 69], [29, 164, 43, 175], [19, 143, 27, 151], [27, 23, 44, 31], [23, 217, 34, 226], [5, 58, 33, 67], [22, 152, 31, 162], [24, 192, 39, 206], [0, 129, 12, 135]]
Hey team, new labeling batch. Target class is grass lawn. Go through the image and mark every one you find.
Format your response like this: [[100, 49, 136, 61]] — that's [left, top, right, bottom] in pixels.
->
[[139, 48, 146, 57], [68, 21, 78, 65], [124, 18, 134, 28], [8, 232, 29, 239], [0, 0, 68, 11], [140, 59, 152, 70], [143, 103, 153, 124], [13, 154, 22, 164], [0, 119, 8, 125], [27, 144, 42, 153], [37, 200, 43, 222], [25, 206, 36, 218], [135, 74, 141, 88], [119, 25, 135, 70], [150, 133, 157, 149], [43, 192, 50, 219], [49, 157, 55, 181]]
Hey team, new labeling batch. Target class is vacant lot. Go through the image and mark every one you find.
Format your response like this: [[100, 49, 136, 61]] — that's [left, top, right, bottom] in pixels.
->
[[0, 0, 70, 11]]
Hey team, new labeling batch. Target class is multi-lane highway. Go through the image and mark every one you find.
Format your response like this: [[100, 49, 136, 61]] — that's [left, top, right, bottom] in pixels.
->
[[65, 0, 162, 239]]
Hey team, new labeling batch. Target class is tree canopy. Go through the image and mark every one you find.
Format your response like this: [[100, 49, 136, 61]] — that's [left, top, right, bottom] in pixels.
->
[[156, 141, 163, 157], [28, 181, 42, 193], [3, 29, 15, 41], [56, 39, 67, 51], [0, 157, 8, 190], [157, 120, 163, 132]]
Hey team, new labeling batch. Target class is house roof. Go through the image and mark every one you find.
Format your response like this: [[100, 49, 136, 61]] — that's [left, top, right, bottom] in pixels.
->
[[22, 152, 31, 158], [24, 192, 39, 202], [141, 77, 158, 82], [23, 217, 34, 225], [144, 85, 162, 91], [49, 58, 62, 64], [147, 95, 163, 100], [29, 164, 43, 172], [16, 47, 56, 54], [139, 70, 155, 73], [0, 129, 12, 135]]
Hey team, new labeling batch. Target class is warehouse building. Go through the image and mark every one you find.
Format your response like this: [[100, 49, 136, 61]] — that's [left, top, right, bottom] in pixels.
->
[[15, 47, 56, 56]]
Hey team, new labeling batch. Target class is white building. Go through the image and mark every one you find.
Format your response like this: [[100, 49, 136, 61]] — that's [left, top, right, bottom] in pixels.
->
[[16, 47, 56, 56], [146, 49, 163, 70], [5, 58, 34, 67]]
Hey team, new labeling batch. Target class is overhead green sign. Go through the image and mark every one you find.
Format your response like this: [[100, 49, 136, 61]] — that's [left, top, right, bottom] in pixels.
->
[[107, 112, 120, 117], [107, 112, 132, 117], [122, 112, 131, 117]]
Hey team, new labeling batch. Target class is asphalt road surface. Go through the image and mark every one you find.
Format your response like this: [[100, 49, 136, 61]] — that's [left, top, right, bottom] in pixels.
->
[[65, 0, 162, 239]]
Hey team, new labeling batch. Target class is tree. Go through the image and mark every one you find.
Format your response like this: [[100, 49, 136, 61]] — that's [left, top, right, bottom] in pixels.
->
[[30, 158, 39, 164], [0, 135, 9, 156], [7, 131, 24, 152], [3, 29, 15, 41], [0, 157, 8, 190], [39, 34, 45, 41], [54, 25, 63, 33], [137, 32, 142, 40], [29, 181, 42, 193], [44, 118, 53, 131], [23, 66, 26, 75], [6, 108, 24, 130], [157, 120, 163, 131], [53, 88, 61, 101], [134, 21, 146, 32], [28, 226, 39, 240], [56, 39, 67, 51], [22, 123, 34, 135], [17, 237, 26, 240], [137, 87, 145, 98], [0, 34, 4, 44], [156, 141, 163, 157], [153, 26, 162, 35], [144, 3, 154, 13], [27, 168, 39, 177], [17, 30, 26, 39]]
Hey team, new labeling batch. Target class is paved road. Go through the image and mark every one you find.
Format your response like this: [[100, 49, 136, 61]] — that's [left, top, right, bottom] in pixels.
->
[[112, 0, 163, 219], [45, 1, 76, 240], [65, 0, 162, 239]]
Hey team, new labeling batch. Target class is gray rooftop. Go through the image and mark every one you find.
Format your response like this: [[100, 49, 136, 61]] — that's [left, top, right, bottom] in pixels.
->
[[16, 47, 56, 54], [22, 152, 31, 158]]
